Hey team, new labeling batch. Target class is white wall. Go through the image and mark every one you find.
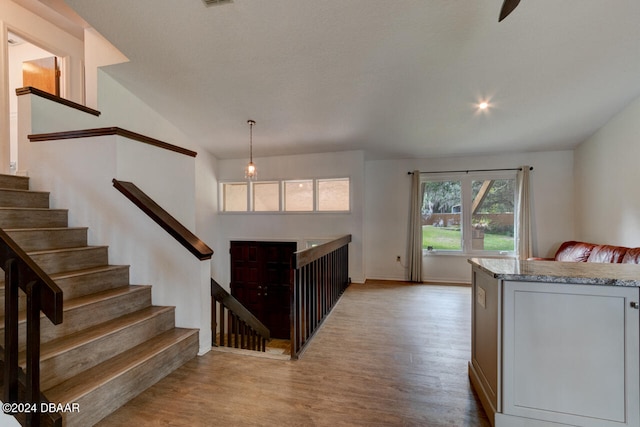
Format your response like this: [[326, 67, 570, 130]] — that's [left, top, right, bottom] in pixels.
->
[[17, 70, 217, 355], [574, 95, 640, 246], [215, 150, 365, 288], [84, 28, 128, 109], [364, 151, 576, 283], [1, 0, 84, 173]]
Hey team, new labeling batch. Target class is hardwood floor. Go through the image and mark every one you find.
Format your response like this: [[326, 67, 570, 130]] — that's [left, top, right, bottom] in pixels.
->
[[96, 282, 490, 426]]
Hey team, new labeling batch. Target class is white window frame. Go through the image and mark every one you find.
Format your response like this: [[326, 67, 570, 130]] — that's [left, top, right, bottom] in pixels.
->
[[219, 177, 351, 214], [316, 177, 351, 212], [252, 181, 281, 212], [220, 182, 249, 212], [421, 171, 517, 257]]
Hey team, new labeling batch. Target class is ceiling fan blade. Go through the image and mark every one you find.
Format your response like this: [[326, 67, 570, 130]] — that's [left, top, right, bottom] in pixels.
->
[[499, 0, 521, 21]]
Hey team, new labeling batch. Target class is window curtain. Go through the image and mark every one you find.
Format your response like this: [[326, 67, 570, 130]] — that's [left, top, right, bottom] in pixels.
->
[[516, 166, 533, 260], [407, 170, 423, 282]]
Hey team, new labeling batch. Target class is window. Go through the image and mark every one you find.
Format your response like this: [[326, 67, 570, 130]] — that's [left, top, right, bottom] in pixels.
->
[[222, 183, 247, 212], [284, 180, 314, 211], [317, 178, 350, 211], [220, 178, 350, 213], [471, 179, 515, 252], [422, 173, 516, 254], [253, 182, 280, 211], [422, 180, 462, 250]]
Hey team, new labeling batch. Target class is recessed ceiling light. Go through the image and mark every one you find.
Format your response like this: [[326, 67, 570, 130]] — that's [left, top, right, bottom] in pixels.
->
[[478, 101, 489, 110]]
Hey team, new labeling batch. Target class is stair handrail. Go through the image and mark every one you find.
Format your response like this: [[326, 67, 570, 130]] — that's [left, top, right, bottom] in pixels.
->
[[290, 235, 351, 359], [0, 228, 63, 427], [211, 278, 270, 343], [112, 179, 213, 260], [292, 235, 352, 269]]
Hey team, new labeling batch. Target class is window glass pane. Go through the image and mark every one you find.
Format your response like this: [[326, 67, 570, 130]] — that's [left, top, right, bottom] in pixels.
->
[[317, 178, 350, 211], [422, 180, 462, 250], [253, 182, 280, 211], [284, 180, 313, 211], [223, 183, 247, 212], [471, 179, 515, 251]]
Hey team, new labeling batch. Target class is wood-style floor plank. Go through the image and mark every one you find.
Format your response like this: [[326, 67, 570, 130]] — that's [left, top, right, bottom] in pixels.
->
[[96, 282, 490, 426]]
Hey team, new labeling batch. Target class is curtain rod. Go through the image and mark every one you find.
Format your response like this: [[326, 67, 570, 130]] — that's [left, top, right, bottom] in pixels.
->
[[407, 166, 533, 175]]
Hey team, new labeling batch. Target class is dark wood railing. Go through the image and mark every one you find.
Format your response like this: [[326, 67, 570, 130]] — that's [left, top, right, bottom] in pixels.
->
[[30, 128, 197, 158], [211, 279, 270, 352], [112, 179, 213, 260], [1, 228, 63, 427], [16, 86, 101, 117], [290, 235, 351, 359]]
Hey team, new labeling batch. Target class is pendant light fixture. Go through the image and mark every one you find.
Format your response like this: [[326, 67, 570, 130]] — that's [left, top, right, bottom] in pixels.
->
[[245, 119, 257, 180]]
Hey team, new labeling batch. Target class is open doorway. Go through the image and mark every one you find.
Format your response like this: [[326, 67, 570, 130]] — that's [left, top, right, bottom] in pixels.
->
[[7, 31, 62, 173]]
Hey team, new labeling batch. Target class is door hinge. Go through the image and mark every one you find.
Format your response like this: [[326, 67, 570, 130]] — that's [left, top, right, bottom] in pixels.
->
[[630, 302, 639, 309]]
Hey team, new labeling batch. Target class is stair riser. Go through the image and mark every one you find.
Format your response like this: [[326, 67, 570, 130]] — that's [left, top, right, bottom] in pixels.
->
[[38, 308, 176, 390], [0, 174, 29, 190], [5, 228, 88, 251], [30, 247, 108, 275], [0, 292, 26, 315], [0, 190, 49, 208], [0, 286, 152, 352], [0, 209, 68, 228], [61, 332, 198, 427]]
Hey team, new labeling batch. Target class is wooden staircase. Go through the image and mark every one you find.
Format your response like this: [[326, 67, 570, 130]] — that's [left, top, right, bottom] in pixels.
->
[[0, 174, 199, 426]]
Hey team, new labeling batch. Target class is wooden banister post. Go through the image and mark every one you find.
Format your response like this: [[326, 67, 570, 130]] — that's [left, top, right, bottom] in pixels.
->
[[3, 259, 19, 404], [25, 280, 41, 427]]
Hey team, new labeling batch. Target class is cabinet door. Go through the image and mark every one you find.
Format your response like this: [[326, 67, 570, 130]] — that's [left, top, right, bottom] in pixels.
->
[[502, 281, 639, 427]]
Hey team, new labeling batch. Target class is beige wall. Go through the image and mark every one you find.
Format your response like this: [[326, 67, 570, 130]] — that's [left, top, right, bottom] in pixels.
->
[[574, 95, 640, 247]]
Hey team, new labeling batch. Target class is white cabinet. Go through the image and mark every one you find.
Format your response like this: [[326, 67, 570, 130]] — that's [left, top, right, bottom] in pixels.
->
[[470, 265, 640, 427], [499, 281, 639, 427]]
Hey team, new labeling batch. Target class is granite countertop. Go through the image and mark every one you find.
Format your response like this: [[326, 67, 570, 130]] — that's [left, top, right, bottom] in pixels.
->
[[469, 257, 640, 287]]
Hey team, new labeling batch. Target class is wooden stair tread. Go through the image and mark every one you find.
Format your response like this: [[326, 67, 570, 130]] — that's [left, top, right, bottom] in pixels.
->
[[0, 206, 67, 212], [0, 265, 130, 289], [20, 306, 174, 363], [50, 265, 130, 281], [27, 245, 109, 256], [0, 285, 151, 325], [0, 174, 29, 190], [2, 226, 88, 232], [63, 285, 150, 311], [0, 188, 49, 196], [45, 328, 198, 402]]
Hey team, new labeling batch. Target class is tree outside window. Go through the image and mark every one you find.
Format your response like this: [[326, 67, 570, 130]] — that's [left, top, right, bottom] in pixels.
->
[[422, 175, 516, 253]]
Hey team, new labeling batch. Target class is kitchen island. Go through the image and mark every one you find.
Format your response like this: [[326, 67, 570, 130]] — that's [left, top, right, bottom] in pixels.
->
[[468, 258, 640, 427]]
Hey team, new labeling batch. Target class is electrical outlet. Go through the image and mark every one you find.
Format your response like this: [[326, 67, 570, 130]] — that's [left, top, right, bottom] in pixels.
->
[[396, 256, 401, 262]]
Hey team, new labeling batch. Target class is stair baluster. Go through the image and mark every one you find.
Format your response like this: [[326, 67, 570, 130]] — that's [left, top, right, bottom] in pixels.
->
[[290, 235, 351, 359], [211, 279, 270, 352], [1, 229, 64, 427]]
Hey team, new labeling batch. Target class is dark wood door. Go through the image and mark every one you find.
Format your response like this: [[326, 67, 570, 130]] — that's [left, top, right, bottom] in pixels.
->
[[230, 241, 296, 339]]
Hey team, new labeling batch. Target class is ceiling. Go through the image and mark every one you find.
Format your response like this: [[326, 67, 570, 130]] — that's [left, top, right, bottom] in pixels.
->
[[59, 0, 640, 160]]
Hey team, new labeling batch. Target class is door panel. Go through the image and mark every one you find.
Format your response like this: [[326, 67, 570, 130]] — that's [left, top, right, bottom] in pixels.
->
[[230, 241, 295, 339], [23, 57, 60, 96]]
